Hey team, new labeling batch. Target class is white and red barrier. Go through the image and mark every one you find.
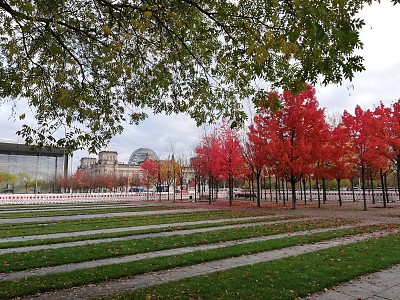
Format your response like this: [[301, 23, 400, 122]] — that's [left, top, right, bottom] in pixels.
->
[[0, 191, 191, 205]]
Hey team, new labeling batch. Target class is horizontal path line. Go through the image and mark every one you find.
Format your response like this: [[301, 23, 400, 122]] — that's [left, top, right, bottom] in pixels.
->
[[0, 203, 162, 214], [0, 208, 211, 225]]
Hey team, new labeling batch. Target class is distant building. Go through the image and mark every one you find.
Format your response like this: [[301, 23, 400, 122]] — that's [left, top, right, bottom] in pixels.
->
[[79, 148, 160, 180], [0, 141, 69, 193], [79, 148, 195, 190]]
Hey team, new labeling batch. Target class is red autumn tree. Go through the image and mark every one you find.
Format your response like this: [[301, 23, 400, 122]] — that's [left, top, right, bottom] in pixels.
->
[[251, 84, 329, 209], [325, 124, 357, 206], [341, 105, 373, 210], [140, 158, 159, 198], [247, 114, 274, 207], [215, 121, 246, 206], [387, 100, 400, 197], [192, 132, 221, 203], [364, 102, 392, 206]]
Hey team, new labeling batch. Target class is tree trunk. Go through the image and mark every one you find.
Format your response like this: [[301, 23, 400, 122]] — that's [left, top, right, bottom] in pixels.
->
[[208, 174, 212, 205], [256, 170, 261, 208], [282, 178, 286, 207], [384, 172, 389, 205], [316, 179, 321, 208], [322, 178, 327, 204], [370, 170, 375, 204], [229, 173, 233, 206], [362, 164, 367, 211], [159, 182, 162, 202], [351, 177, 356, 202], [215, 179, 219, 200], [180, 177, 183, 201], [250, 177, 255, 202], [309, 175, 313, 201], [302, 178, 307, 205], [194, 177, 197, 202], [397, 155, 400, 201], [291, 177, 297, 209], [173, 177, 176, 203], [380, 169, 386, 208], [269, 175, 273, 201], [299, 179, 303, 202], [264, 174, 267, 200], [275, 177, 279, 203], [337, 178, 342, 206]]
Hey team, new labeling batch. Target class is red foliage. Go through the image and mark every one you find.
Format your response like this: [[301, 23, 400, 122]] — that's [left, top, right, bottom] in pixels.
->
[[140, 158, 159, 188], [251, 85, 329, 183], [215, 121, 246, 180], [324, 124, 357, 180], [250, 85, 329, 208]]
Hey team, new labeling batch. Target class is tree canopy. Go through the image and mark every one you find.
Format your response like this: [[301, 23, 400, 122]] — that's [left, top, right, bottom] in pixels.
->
[[1, 0, 398, 152]]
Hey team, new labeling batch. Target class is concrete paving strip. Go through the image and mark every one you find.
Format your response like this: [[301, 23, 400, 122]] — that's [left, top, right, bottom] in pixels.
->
[[0, 216, 305, 254], [0, 201, 150, 212], [0, 203, 164, 214], [305, 263, 400, 300], [17, 229, 400, 300], [0, 208, 211, 224], [0, 223, 371, 281]]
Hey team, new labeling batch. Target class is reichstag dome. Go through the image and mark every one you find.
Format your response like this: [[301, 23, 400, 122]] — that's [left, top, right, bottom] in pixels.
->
[[128, 148, 159, 165]]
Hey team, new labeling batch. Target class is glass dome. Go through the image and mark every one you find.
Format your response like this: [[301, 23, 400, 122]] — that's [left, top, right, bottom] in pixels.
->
[[128, 148, 159, 165]]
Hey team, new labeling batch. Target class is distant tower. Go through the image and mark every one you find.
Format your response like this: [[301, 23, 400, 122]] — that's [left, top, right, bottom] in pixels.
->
[[98, 151, 118, 165], [128, 148, 159, 165]]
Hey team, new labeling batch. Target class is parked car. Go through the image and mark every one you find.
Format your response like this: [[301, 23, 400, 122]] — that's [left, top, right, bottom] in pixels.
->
[[129, 187, 145, 192]]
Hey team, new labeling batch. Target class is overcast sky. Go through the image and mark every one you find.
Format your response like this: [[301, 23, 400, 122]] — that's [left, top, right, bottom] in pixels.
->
[[1, 1, 400, 171]]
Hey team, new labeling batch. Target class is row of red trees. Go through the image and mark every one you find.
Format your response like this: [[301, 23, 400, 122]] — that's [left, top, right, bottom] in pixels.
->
[[57, 170, 142, 193], [58, 158, 185, 198], [192, 84, 400, 210]]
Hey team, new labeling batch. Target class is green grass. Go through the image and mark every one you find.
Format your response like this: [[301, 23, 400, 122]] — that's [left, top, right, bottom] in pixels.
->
[[0, 210, 270, 238], [0, 203, 119, 209], [0, 218, 349, 273], [0, 216, 289, 249], [100, 233, 400, 300], [0, 205, 175, 218], [0, 225, 391, 299]]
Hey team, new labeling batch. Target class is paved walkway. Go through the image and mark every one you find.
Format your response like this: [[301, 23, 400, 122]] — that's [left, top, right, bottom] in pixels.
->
[[0, 208, 211, 224], [306, 264, 400, 300], [17, 229, 400, 300], [0, 202, 162, 213]]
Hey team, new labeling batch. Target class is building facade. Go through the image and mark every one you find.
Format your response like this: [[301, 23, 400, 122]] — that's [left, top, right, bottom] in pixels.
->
[[79, 148, 195, 191], [79, 150, 144, 179], [79, 148, 161, 184], [0, 142, 69, 193]]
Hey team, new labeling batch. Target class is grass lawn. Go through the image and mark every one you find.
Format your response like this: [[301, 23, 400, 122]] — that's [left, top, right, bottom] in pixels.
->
[[0, 210, 271, 238], [102, 233, 400, 300], [0, 218, 352, 272], [0, 225, 395, 299], [0, 216, 293, 249], [0, 205, 175, 218], [1, 201, 399, 300]]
